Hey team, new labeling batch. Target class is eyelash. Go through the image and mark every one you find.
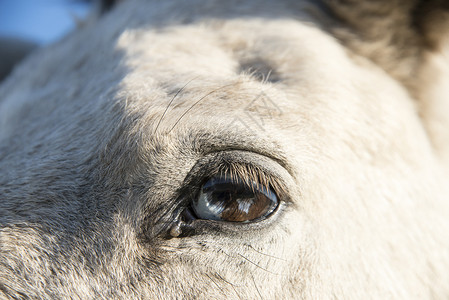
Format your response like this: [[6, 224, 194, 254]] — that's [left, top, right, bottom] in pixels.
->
[[178, 158, 283, 200], [201, 163, 284, 198]]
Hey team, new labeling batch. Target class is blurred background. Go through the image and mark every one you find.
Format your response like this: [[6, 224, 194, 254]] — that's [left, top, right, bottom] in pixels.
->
[[0, 0, 94, 45], [0, 0, 96, 80]]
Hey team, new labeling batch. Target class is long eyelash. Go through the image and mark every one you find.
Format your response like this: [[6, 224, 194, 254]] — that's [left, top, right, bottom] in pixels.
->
[[218, 163, 285, 197]]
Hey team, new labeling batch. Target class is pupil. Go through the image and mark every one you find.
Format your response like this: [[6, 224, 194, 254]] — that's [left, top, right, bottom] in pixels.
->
[[211, 190, 232, 202]]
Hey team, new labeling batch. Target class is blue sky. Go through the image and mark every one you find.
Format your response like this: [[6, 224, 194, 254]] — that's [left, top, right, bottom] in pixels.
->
[[0, 0, 92, 45]]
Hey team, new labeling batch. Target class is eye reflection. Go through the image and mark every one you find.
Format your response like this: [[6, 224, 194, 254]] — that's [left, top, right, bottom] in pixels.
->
[[192, 174, 278, 222]]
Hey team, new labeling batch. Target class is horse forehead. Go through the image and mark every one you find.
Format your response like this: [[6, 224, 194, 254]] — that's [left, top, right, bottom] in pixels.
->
[[110, 23, 341, 123]]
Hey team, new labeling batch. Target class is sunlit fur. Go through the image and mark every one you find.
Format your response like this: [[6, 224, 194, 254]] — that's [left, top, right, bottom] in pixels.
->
[[1, 0, 449, 299]]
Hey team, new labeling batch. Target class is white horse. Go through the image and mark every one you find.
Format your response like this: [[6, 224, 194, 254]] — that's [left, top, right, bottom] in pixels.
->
[[1, 0, 449, 298]]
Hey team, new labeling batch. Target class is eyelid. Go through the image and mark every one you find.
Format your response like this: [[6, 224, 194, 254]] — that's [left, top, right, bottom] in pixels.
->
[[188, 129, 295, 179]]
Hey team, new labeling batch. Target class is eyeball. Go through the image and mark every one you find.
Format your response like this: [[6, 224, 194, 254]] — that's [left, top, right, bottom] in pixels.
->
[[192, 174, 278, 222]]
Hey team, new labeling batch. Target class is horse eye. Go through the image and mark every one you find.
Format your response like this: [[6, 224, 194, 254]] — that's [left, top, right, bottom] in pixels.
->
[[192, 174, 278, 222]]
